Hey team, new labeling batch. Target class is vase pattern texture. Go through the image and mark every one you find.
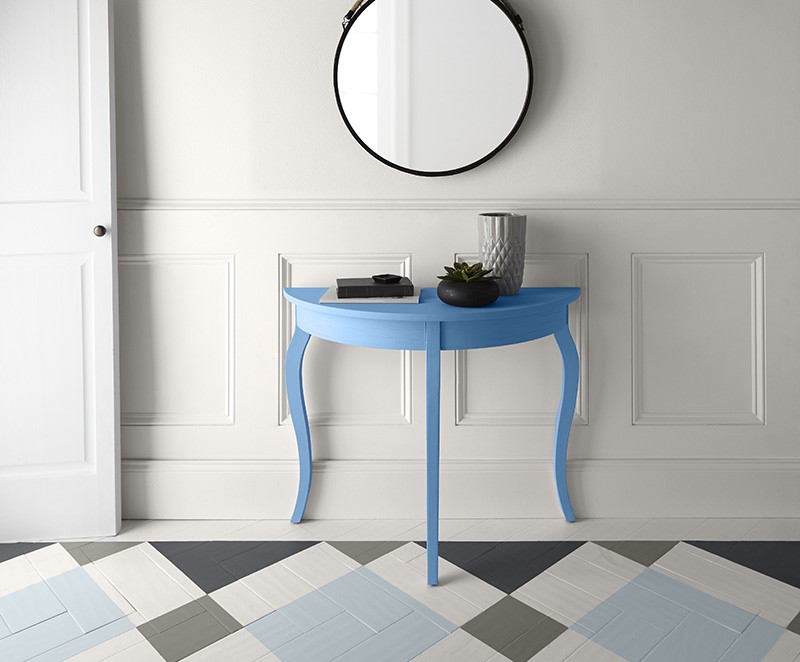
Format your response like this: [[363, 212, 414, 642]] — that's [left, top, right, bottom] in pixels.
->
[[478, 213, 527, 296]]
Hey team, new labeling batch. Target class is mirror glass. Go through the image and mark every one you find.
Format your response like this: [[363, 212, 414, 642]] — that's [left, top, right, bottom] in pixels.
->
[[335, 0, 532, 176]]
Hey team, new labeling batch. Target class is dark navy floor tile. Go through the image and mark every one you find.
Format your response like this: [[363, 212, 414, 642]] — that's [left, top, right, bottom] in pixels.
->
[[218, 541, 318, 579], [0, 542, 51, 563], [153, 544, 239, 593], [426, 541, 583, 594], [687, 542, 800, 590]]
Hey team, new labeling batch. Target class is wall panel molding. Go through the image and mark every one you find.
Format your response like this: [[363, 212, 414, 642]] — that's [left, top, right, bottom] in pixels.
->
[[455, 253, 588, 426], [117, 198, 800, 212], [632, 253, 765, 425], [119, 254, 235, 426], [278, 253, 413, 426]]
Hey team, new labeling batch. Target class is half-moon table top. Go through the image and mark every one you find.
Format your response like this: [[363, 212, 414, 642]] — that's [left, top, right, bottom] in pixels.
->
[[284, 287, 580, 322]]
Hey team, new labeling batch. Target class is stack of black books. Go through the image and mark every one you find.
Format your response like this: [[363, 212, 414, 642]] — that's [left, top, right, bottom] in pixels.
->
[[336, 274, 414, 299]]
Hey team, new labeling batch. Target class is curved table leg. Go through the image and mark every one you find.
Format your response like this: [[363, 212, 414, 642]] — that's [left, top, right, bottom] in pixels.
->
[[554, 325, 579, 522], [425, 321, 441, 586], [286, 326, 312, 523]]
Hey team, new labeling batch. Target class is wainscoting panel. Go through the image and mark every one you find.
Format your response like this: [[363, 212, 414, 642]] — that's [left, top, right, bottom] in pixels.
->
[[632, 253, 765, 425], [454, 253, 588, 426], [118, 255, 235, 426], [278, 254, 413, 427]]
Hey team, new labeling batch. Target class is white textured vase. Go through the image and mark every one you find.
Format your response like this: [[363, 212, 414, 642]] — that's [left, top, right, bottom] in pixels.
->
[[478, 212, 527, 295]]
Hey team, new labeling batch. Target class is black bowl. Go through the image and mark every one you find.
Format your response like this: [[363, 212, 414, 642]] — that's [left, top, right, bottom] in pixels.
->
[[437, 280, 500, 307]]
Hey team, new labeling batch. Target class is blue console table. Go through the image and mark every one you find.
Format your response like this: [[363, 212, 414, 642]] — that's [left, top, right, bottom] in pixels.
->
[[283, 287, 581, 585]]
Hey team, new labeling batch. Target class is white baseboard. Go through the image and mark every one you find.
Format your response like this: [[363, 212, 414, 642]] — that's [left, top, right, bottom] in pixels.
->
[[121, 458, 800, 520]]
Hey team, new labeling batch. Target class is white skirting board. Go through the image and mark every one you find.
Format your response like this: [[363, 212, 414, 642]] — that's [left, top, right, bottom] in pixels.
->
[[121, 459, 800, 520]]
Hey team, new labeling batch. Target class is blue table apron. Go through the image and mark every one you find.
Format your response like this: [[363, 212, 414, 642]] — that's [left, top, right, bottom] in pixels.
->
[[283, 287, 581, 585]]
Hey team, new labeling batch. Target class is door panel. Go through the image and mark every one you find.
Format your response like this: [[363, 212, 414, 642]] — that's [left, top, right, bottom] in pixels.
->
[[0, 0, 118, 540]]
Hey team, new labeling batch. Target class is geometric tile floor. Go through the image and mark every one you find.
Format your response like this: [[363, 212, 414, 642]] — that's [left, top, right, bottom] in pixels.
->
[[1, 539, 800, 661]]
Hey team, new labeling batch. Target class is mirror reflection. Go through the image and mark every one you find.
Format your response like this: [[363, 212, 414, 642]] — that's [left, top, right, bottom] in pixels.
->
[[335, 0, 532, 176]]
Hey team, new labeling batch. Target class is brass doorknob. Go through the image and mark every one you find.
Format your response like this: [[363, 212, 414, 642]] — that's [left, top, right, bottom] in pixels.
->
[[93, 225, 107, 237]]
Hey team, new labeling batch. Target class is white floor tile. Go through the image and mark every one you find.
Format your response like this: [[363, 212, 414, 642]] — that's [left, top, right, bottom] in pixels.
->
[[513, 572, 603, 627], [105, 640, 165, 661], [530, 630, 589, 661], [210, 581, 273, 625], [316, 541, 361, 570], [0, 554, 44, 597], [743, 519, 800, 541], [401, 519, 484, 542], [65, 628, 147, 661], [762, 630, 800, 661], [139, 543, 205, 599], [297, 519, 371, 539], [226, 520, 297, 540], [406, 554, 506, 610], [450, 519, 538, 541], [413, 629, 498, 661], [390, 542, 427, 563], [158, 520, 258, 540], [366, 553, 483, 625], [183, 628, 270, 661], [103, 520, 196, 542], [91, 544, 196, 621], [332, 519, 420, 541], [82, 563, 136, 616], [686, 518, 761, 540], [680, 543, 800, 600], [544, 553, 632, 601], [653, 543, 800, 626], [572, 542, 646, 582], [508, 518, 591, 541], [624, 518, 706, 540], [565, 518, 650, 541], [26, 544, 80, 579], [241, 561, 316, 610], [279, 542, 354, 588]]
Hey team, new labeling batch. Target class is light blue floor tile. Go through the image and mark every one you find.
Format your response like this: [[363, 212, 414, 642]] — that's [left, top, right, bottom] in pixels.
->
[[634, 569, 756, 633], [47, 567, 125, 633], [333, 611, 449, 662], [0, 612, 82, 662], [280, 590, 343, 632], [273, 611, 373, 662], [320, 571, 413, 632], [642, 612, 738, 662], [355, 567, 457, 634], [29, 617, 133, 662], [573, 602, 622, 638], [0, 580, 66, 632], [717, 617, 785, 662], [247, 611, 304, 651], [0, 615, 11, 639], [606, 582, 690, 631], [592, 611, 670, 662]]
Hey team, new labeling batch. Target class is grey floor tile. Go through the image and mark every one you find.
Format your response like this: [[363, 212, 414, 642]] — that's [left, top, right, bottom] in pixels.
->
[[197, 595, 241, 634], [143, 600, 206, 635], [462, 595, 548, 652], [606, 541, 678, 567], [329, 541, 406, 565], [499, 614, 567, 662], [147, 610, 231, 662], [64, 546, 92, 565], [788, 610, 800, 635]]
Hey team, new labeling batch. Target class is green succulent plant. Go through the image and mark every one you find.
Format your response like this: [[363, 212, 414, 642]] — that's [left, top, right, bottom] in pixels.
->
[[437, 261, 499, 283]]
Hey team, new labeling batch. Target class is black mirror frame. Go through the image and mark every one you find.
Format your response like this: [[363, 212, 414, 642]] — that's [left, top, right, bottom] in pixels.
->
[[333, 0, 534, 177]]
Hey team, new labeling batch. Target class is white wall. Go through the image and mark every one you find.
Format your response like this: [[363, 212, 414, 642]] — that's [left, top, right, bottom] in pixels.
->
[[114, 0, 800, 519]]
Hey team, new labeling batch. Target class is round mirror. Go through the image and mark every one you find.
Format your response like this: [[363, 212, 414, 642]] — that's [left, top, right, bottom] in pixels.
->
[[334, 0, 533, 177]]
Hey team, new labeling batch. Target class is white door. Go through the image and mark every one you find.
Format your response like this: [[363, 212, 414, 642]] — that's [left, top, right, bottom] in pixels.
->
[[0, 0, 118, 540]]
